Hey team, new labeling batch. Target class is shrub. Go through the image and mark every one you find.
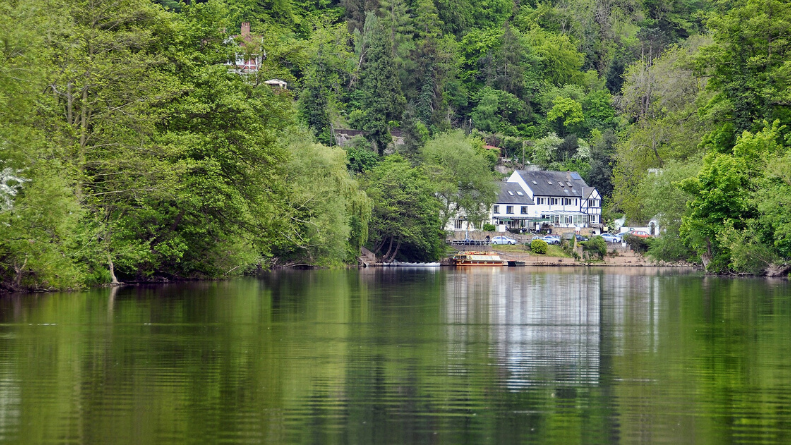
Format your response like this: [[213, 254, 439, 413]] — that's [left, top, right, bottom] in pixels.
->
[[623, 234, 651, 254], [582, 236, 607, 260], [482, 223, 496, 231], [531, 239, 548, 254]]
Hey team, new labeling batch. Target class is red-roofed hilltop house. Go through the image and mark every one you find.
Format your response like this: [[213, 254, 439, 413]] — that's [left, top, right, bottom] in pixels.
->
[[225, 22, 264, 73]]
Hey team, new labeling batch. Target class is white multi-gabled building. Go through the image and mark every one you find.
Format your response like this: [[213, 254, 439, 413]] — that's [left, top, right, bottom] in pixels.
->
[[446, 169, 602, 233], [505, 170, 601, 231]]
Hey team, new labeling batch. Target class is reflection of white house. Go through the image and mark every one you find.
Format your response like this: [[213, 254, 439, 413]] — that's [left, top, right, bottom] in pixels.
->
[[443, 269, 601, 388], [447, 169, 602, 233]]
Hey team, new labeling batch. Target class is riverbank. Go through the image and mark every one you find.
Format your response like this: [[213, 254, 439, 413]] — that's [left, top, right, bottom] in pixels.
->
[[452, 243, 698, 268], [494, 248, 684, 267]]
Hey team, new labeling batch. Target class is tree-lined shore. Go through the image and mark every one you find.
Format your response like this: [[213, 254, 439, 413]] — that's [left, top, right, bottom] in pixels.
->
[[1, 0, 790, 291]]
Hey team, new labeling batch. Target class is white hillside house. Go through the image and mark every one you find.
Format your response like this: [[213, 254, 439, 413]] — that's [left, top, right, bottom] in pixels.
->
[[505, 170, 602, 231], [446, 169, 602, 233]]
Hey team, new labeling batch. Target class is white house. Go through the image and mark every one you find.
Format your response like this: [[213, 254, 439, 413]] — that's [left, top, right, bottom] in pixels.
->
[[490, 182, 535, 232], [502, 170, 602, 231], [224, 22, 264, 73], [445, 169, 602, 234]]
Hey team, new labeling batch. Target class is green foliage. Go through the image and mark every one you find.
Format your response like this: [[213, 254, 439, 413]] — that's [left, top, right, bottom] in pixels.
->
[[482, 223, 496, 232], [523, 26, 584, 87], [274, 131, 371, 266], [362, 156, 444, 262], [623, 234, 652, 254], [530, 133, 563, 167], [471, 87, 529, 136], [345, 136, 380, 174], [420, 131, 498, 228], [697, 0, 791, 132], [352, 12, 406, 154], [638, 160, 700, 263], [531, 239, 548, 254], [582, 236, 607, 260], [6, 0, 784, 287], [547, 97, 584, 135], [678, 122, 791, 273]]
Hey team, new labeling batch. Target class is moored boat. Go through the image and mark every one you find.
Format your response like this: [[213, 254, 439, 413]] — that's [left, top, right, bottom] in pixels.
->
[[451, 252, 505, 266]]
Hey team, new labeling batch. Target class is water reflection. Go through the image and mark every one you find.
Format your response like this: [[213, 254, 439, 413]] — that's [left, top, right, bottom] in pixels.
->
[[1, 268, 790, 444], [445, 268, 601, 389]]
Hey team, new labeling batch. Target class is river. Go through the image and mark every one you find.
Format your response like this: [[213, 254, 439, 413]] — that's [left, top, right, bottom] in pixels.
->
[[0, 267, 789, 444]]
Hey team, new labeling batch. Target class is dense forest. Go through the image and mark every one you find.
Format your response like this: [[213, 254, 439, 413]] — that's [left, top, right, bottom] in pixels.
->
[[1, 0, 790, 290]]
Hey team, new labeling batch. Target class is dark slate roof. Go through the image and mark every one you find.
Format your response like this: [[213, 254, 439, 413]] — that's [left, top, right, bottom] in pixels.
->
[[582, 187, 596, 199], [516, 170, 589, 197], [496, 182, 534, 205]]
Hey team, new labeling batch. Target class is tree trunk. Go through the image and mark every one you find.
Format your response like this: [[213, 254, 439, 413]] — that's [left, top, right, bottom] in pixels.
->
[[381, 236, 395, 262], [107, 253, 120, 286], [13, 257, 27, 290], [384, 238, 402, 263]]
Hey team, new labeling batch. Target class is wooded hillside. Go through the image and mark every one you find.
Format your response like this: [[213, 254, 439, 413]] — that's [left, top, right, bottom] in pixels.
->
[[1, 0, 789, 289]]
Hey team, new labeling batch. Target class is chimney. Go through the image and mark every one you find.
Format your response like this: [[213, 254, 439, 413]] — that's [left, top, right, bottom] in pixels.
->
[[241, 22, 250, 37]]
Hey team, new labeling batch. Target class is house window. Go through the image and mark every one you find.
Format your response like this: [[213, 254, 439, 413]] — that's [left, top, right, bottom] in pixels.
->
[[562, 198, 572, 206], [550, 198, 558, 205], [589, 198, 599, 207], [493, 205, 500, 214], [536, 197, 545, 205], [454, 219, 464, 229], [521, 206, 528, 214], [506, 206, 514, 214]]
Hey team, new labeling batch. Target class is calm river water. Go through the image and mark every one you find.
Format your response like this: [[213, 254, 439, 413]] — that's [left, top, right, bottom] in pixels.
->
[[0, 267, 790, 444]]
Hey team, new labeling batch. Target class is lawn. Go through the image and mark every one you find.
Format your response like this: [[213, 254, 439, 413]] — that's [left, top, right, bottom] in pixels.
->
[[491, 244, 571, 258]]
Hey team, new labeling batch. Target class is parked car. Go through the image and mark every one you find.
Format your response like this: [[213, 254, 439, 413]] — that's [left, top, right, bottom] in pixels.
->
[[600, 233, 622, 243], [541, 235, 560, 245], [575, 234, 588, 242], [491, 235, 517, 245], [627, 230, 652, 238]]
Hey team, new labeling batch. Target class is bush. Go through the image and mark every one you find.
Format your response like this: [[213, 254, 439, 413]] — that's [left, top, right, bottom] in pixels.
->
[[531, 239, 548, 254], [581, 236, 607, 260], [482, 223, 496, 232], [623, 234, 651, 254]]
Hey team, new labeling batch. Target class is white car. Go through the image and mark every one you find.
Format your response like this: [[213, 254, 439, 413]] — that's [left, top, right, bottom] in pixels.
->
[[600, 233, 622, 243], [491, 236, 517, 245]]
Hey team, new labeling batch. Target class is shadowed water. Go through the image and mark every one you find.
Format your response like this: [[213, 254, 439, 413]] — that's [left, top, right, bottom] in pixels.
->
[[0, 267, 790, 444]]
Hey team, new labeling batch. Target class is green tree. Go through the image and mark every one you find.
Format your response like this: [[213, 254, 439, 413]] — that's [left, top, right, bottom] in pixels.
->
[[420, 131, 498, 229], [697, 0, 791, 132], [298, 22, 354, 145], [470, 87, 528, 135], [139, 1, 295, 277], [353, 12, 406, 154], [547, 96, 584, 136], [362, 156, 443, 262], [677, 122, 788, 272], [274, 131, 371, 266]]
